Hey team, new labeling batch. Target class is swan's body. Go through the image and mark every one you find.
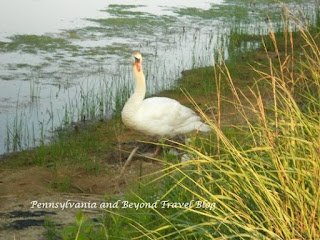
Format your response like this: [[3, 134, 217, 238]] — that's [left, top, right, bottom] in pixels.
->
[[121, 52, 210, 138]]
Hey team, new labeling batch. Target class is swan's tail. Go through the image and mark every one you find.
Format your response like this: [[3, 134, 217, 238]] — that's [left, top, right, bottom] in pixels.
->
[[174, 121, 211, 135], [197, 122, 211, 133]]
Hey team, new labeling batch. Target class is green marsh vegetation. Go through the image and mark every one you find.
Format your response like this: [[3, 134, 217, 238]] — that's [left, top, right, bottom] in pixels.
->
[[174, 0, 315, 23], [87, 15, 177, 38], [104, 4, 148, 17], [55, 8, 320, 240], [0, 35, 73, 54]]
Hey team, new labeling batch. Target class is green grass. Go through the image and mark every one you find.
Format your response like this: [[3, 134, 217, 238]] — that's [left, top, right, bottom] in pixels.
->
[[4, 119, 115, 169]]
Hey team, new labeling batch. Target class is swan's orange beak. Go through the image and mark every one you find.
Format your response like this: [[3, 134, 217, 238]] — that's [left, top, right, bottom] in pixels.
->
[[136, 62, 141, 72], [135, 58, 141, 72]]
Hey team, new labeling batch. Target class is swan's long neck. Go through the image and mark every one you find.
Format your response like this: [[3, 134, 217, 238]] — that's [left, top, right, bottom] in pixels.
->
[[121, 53, 146, 127], [131, 65, 146, 103]]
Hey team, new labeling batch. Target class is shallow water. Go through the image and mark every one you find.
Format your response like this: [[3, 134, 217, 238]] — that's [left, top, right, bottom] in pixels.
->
[[0, 0, 318, 154]]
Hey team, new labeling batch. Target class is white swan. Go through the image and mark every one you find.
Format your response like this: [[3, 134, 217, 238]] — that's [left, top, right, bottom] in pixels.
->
[[121, 52, 211, 139]]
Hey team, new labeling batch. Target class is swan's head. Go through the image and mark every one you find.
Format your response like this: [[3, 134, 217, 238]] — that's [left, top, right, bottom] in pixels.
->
[[133, 52, 142, 72]]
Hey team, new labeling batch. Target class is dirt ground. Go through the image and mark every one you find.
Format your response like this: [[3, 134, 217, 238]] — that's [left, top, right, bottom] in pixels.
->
[[0, 144, 163, 240]]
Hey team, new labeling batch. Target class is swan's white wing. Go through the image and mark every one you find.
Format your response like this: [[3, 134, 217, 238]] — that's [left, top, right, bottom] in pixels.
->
[[133, 97, 210, 137], [140, 97, 194, 119]]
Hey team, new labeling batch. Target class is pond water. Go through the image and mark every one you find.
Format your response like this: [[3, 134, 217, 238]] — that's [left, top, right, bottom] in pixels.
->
[[0, 0, 318, 154]]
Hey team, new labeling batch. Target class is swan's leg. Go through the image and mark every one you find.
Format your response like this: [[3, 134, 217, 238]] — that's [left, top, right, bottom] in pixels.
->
[[153, 138, 167, 156], [141, 141, 163, 158], [140, 139, 165, 158], [153, 145, 161, 156], [141, 145, 161, 158]]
